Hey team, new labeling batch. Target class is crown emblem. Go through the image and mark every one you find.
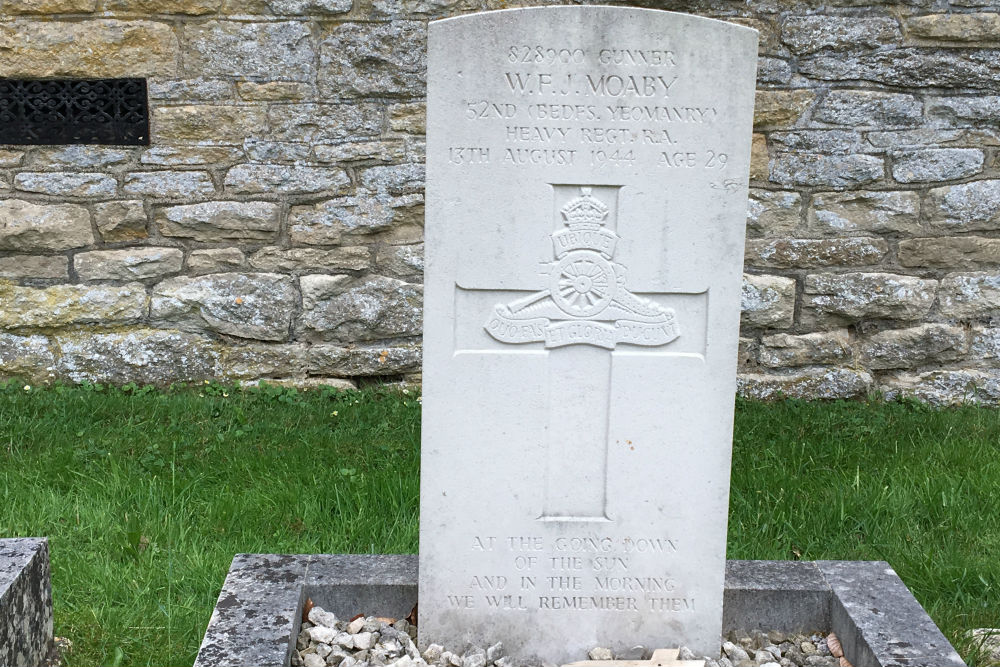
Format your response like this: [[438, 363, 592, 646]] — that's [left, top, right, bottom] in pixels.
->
[[560, 187, 609, 230]]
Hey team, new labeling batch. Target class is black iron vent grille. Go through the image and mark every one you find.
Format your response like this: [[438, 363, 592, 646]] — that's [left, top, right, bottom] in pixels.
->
[[0, 78, 149, 146]]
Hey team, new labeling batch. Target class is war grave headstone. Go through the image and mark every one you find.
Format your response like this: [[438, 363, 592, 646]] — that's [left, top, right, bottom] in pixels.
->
[[419, 7, 757, 663]]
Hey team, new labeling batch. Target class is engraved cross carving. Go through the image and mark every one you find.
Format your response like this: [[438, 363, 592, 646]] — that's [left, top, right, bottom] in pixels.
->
[[454, 185, 709, 521]]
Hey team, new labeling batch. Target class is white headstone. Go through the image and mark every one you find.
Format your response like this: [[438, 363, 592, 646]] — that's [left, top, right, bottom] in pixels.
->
[[419, 7, 757, 662]]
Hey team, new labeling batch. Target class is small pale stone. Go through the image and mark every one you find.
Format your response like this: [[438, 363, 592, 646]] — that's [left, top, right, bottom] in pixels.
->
[[724, 643, 751, 663], [95, 201, 148, 242], [123, 171, 215, 198], [750, 133, 769, 181], [348, 618, 366, 634], [486, 642, 503, 663], [306, 654, 328, 667], [15, 172, 117, 198], [422, 644, 444, 663], [308, 626, 338, 644], [354, 632, 374, 650], [679, 648, 697, 660], [891, 149, 983, 183], [75, 247, 183, 281], [308, 607, 339, 629], [801, 643, 817, 656], [742, 274, 796, 328]]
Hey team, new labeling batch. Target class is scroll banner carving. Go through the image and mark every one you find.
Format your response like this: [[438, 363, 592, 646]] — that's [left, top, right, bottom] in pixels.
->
[[486, 305, 679, 350]]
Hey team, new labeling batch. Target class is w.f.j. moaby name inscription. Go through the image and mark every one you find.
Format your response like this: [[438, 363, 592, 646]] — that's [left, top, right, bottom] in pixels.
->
[[420, 7, 757, 663]]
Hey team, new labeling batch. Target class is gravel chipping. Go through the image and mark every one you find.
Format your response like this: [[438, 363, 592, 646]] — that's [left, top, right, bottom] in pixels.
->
[[293, 607, 853, 667]]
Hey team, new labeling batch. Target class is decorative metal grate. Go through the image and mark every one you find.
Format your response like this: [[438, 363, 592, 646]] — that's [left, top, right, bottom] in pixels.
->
[[0, 78, 149, 146]]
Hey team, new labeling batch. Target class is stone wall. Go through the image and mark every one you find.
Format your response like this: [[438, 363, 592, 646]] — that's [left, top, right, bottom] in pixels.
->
[[0, 0, 998, 403]]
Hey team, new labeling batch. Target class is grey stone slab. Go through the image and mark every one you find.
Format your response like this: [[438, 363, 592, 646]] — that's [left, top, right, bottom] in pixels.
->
[[816, 561, 966, 667], [723, 560, 830, 634], [305, 554, 418, 620], [0, 537, 53, 667]]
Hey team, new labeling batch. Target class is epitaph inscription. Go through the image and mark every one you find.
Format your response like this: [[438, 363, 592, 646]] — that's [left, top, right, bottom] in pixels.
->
[[421, 7, 757, 662]]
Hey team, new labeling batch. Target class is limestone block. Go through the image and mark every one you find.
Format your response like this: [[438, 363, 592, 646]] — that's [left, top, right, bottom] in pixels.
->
[[757, 58, 792, 85], [891, 148, 983, 183], [375, 243, 423, 279], [770, 153, 884, 189], [738, 368, 873, 400], [0, 255, 69, 280], [140, 146, 243, 167], [939, 272, 1000, 318], [223, 165, 349, 195], [899, 236, 1000, 268], [4, 0, 96, 11], [156, 201, 280, 241], [220, 343, 309, 379], [243, 140, 311, 163], [880, 370, 1000, 406], [781, 16, 902, 54], [730, 17, 785, 57], [866, 129, 966, 148], [0, 282, 147, 328], [289, 193, 424, 245], [148, 78, 234, 101], [104, 0, 221, 14], [151, 273, 296, 340], [750, 133, 768, 181], [737, 337, 757, 369], [759, 330, 852, 368], [972, 326, 1000, 359], [741, 273, 796, 328], [0, 333, 55, 380], [314, 140, 408, 164], [926, 96, 1000, 126], [0, 200, 94, 251], [372, 0, 477, 18], [859, 323, 968, 370], [28, 146, 132, 169], [248, 246, 371, 273], [753, 90, 815, 128], [389, 103, 426, 134], [236, 81, 311, 101], [0, 20, 178, 78], [55, 328, 222, 385], [267, 103, 383, 143], [220, 0, 351, 13], [803, 272, 937, 323], [359, 163, 425, 195], [14, 172, 117, 198], [808, 190, 920, 235], [152, 105, 267, 144], [318, 21, 426, 98], [812, 90, 922, 127], [926, 180, 1000, 231], [798, 48, 1000, 89], [183, 21, 314, 81], [299, 274, 422, 342], [123, 171, 215, 198], [0, 150, 24, 168], [906, 14, 1000, 44], [746, 189, 801, 237], [769, 130, 863, 155], [745, 237, 887, 269], [308, 343, 422, 376], [95, 201, 148, 242], [188, 248, 245, 275], [75, 247, 183, 281]]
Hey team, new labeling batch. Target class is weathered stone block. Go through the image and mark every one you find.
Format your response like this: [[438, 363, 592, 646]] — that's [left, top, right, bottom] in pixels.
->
[[221, 343, 308, 379], [0, 20, 178, 77], [741, 273, 796, 328], [0, 282, 147, 328], [289, 193, 424, 245], [183, 21, 314, 81], [808, 190, 920, 235], [267, 103, 384, 144], [799, 48, 1000, 89], [151, 273, 296, 341], [926, 180, 1000, 231], [880, 370, 1000, 406], [148, 78, 234, 101], [388, 103, 426, 134], [972, 326, 1000, 359], [299, 274, 422, 342], [243, 140, 312, 163], [371, 0, 477, 18], [5, 0, 96, 12], [314, 140, 408, 164], [152, 105, 267, 144], [757, 57, 792, 85], [753, 90, 815, 128], [802, 272, 937, 323], [899, 236, 1000, 268], [781, 16, 901, 54], [0, 333, 55, 380], [140, 146, 243, 167], [29, 146, 132, 169], [221, 0, 351, 13], [737, 336, 756, 369], [359, 163, 425, 195], [14, 172, 117, 198], [308, 343, 421, 376], [318, 22, 426, 98], [891, 148, 983, 183], [769, 130, 863, 155], [0, 200, 93, 251], [104, 0, 221, 14], [859, 323, 967, 370], [224, 165, 350, 195], [906, 13, 1000, 44], [187, 248, 245, 275], [750, 133, 769, 181], [75, 247, 184, 281], [746, 189, 801, 237], [745, 237, 887, 269], [926, 96, 1000, 126], [248, 246, 371, 273], [376, 243, 423, 279], [236, 81, 311, 101], [759, 330, 852, 368], [56, 328, 221, 385], [939, 272, 1000, 318], [123, 171, 215, 198], [770, 153, 884, 189], [738, 368, 873, 400], [0, 255, 68, 280], [0, 150, 24, 168], [95, 201, 148, 242], [156, 201, 280, 242], [813, 90, 922, 127], [866, 129, 967, 148]]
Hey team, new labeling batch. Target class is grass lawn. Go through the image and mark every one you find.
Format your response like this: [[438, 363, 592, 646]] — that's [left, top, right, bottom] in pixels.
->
[[1, 380, 998, 666]]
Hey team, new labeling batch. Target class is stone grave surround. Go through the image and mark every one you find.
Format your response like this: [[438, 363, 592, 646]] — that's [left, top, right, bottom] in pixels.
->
[[419, 7, 756, 663], [0, 1, 999, 403]]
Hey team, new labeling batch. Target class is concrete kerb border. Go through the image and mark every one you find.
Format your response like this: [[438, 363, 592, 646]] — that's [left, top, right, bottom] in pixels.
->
[[194, 556, 967, 667], [0, 537, 54, 667]]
